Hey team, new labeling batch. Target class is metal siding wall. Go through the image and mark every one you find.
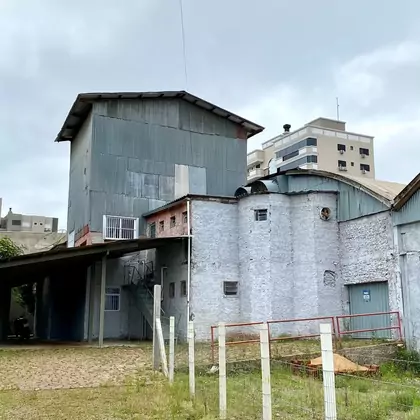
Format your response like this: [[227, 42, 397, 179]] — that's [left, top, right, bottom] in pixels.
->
[[89, 105, 246, 233], [67, 113, 93, 234], [179, 100, 238, 137], [94, 98, 180, 128], [283, 175, 388, 221], [348, 282, 391, 338], [393, 189, 420, 226]]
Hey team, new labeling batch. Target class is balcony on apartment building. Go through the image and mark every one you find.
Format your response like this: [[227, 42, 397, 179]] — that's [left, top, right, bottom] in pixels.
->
[[247, 167, 265, 182], [247, 149, 265, 168]]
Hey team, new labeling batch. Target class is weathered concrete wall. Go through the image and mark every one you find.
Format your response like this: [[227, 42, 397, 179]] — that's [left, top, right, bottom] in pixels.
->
[[0, 231, 66, 254], [338, 211, 401, 313], [190, 200, 240, 341], [238, 192, 342, 336]]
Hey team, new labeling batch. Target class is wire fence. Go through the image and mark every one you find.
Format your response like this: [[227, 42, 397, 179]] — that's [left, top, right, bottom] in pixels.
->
[[160, 317, 420, 420]]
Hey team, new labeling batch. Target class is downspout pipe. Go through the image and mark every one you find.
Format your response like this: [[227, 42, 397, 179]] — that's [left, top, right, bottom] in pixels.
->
[[186, 198, 192, 332]]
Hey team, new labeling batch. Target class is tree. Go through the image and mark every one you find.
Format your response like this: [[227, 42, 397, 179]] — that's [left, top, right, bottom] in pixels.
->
[[0, 236, 23, 259], [0, 237, 34, 314]]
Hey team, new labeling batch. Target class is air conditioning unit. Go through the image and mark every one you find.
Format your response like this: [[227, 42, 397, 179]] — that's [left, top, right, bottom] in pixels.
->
[[362, 169, 366, 174], [338, 166, 347, 171], [339, 150, 344, 154], [360, 154, 366, 158]]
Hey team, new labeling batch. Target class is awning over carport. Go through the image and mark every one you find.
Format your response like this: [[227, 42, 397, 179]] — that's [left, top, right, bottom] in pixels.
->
[[0, 236, 185, 286]]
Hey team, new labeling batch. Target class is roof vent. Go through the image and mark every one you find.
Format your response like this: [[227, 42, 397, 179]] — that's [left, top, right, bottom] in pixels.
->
[[283, 124, 291, 133]]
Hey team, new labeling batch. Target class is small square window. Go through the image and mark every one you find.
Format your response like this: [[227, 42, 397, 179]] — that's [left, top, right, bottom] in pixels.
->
[[337, 144, 346, 152], [359, 148, 370, 156], [254, 209, 268, 221], [223, 281, 238, 296], [105, 287, 120, 311], [182, 211, 188, 224], [159, 220, 165, 232], [169, 282, 175, 298], [338, 160, 346, 168], [360, 164, 370, 172], [350, 146, 354, 151], [149, 223, 156, 238], [180, 281, 187, 297], [351, 162, 354, 167], [170, 216, 176, 228]]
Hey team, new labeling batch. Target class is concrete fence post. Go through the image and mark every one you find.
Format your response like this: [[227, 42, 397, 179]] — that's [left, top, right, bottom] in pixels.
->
[[169, 316, 175, 384], [320, 323, 337, 420], [188, 320, 195, 397], [218, 322, 227, 419], [260, 323, 272, 420], [153, 285, 162, 371]]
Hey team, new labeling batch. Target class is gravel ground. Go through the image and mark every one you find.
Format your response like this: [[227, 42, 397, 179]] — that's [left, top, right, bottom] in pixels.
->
[[0, 346, 151, 391]]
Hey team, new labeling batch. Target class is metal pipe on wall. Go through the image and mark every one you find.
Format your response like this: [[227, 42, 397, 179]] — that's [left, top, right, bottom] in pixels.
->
[[186, 199, 191, 331]]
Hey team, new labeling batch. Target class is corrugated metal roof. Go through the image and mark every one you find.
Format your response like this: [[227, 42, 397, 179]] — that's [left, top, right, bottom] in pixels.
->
[[142, 194, 237, 217], [55, 91, 264, 142], [248, 169, 406, 205], [339, 174, 406, 202], [393, 172, 420, 210]]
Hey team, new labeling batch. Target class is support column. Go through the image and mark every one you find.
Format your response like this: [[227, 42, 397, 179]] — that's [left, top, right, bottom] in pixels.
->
[[88, 264, 96, 343], [0, 283, 11, 341], [34, 279, 44, 339], [98, 255, 107, 348]]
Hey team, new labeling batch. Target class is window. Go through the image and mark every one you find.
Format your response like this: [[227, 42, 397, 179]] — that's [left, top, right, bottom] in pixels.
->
[[359, 148, 370, 156], [159, 220, 165, 232], [169, 283, 175, 298], [350, 146, 354, 151], [338, 160, 347, 168], [180, 281, 187, 297], [351, 162, 354, 166], [105, 287, 120, 311], [170, 216, 176, 228], [103, 216, 139, 240], [307, 155, 318, 163], [360, 164, 370, 172], [223, 281, 238, 296], [337, 144, 346, 152], [149, 223, 156, 238], [254, 209, 268, 221], [256, 164, 261, 168], [182, 211, 188, 224], [282, 149, 299, 162], [11, 220, 21, 226]]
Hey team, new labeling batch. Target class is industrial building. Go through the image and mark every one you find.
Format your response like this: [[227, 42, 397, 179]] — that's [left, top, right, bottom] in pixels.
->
[[3, 90, 420, 352], [247, 117, 375, 182]]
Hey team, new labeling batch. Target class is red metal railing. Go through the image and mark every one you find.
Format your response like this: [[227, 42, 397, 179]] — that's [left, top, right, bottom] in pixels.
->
[[210, 311, 403, 364], [210, 316, 335, 364], [336, 311, 403, 341]]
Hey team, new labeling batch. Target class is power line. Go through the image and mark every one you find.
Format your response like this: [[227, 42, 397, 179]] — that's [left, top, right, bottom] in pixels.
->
[[178, 0, 188, 88]]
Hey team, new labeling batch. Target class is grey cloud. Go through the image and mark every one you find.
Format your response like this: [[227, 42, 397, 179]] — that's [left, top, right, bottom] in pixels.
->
[[1, 0, 420, 226]]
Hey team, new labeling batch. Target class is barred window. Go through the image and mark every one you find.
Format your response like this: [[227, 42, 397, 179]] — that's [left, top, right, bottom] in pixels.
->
[[105, 287, 120, 311]]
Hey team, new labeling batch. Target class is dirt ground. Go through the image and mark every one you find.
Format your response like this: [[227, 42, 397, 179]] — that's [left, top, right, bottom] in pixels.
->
[[0, 346, 151, 390]]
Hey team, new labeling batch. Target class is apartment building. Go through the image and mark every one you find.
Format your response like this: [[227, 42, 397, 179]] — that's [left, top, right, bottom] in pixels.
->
[[0, 204, 58, 233], [247, 117, 375, 182]]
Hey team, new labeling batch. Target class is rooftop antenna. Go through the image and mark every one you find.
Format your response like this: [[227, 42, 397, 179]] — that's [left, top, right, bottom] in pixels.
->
[[336, 97, 340, 121], [178, 0, 188, 89]]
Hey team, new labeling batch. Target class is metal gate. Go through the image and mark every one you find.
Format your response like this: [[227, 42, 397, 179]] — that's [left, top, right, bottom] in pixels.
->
[[348, 282, 391, 339]]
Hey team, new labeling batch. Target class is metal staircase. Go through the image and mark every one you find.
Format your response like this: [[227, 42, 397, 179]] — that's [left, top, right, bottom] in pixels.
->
[[123, 259, 170, 341]]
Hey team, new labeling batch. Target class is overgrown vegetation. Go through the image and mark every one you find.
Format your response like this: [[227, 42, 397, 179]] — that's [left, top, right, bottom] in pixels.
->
[[0, 237, 35, 314]]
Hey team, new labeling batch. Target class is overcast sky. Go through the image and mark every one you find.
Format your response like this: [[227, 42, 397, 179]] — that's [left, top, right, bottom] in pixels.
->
[[1, 0, 419, 227]]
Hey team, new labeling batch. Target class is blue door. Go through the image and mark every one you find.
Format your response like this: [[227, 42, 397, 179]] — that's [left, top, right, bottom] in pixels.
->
[[348, 282, 391, 339]]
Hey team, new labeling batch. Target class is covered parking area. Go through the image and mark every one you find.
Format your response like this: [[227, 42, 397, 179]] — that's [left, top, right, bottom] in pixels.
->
[[0, 237, 183, 345]]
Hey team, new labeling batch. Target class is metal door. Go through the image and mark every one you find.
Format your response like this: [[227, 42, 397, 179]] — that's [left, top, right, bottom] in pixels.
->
[[348, 282, 391, 339]]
